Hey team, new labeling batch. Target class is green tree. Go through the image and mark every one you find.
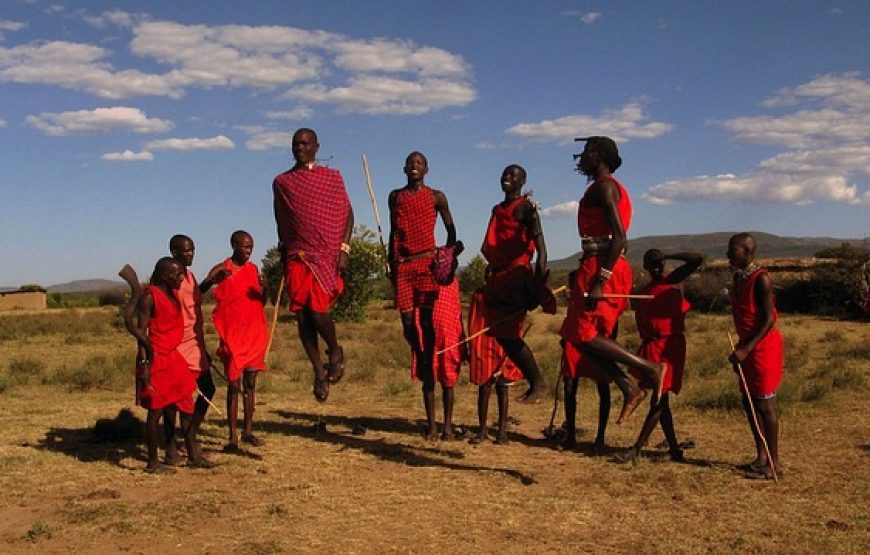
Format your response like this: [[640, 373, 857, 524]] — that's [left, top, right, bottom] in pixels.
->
[[457, 254, 487, 296], [260, 226, 387, 322]]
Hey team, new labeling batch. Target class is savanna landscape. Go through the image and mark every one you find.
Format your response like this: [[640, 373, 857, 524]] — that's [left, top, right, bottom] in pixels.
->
[[0, 298, 867, 553]]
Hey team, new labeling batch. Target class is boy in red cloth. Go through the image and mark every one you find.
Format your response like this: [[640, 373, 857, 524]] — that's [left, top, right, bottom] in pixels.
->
[[481, 164, 554, 404], [209, 230, 269, 452], [128, 257, 197, 473], [727, 233, 783, 479], [560, 136, 666, 424], [166, 234, 221, 468], [388, 151, 458, 438], [615, 249, 703, 463], [273, 128, 353, 402], [467, 289, 523, 445]]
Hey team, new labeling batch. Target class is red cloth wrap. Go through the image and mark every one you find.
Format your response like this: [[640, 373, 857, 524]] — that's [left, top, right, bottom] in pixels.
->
[[212, 260, 269, 382], [629, 279, 690, 394], [176, 271, 209, 373], [391, 186, 438, 311], [468, 290, 523, 385], [411, 280, 463, 387], [481, 197, 535, 270], [560, 339, 613, 383], [138, 286, 195, 413], [480, 197, 538, 338], [560, 176, 633, 352], [731, 268, 783, 397], [273, 166, 350, 297], [284, 258, 344, 312]]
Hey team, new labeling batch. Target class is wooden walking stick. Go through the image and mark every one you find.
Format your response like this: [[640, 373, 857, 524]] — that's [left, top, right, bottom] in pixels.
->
[[582, 292, 654, 299], [728, 331, 778, 482], [118, 264, 144, 336], [265, 277, 285, 365], [362, 155, 391, 278]]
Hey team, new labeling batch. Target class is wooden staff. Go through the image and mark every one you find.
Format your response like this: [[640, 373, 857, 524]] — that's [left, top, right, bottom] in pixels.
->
[[361, 155, 391, 278], [728, 331, 778, 482], [118, 264, 144, 336], [437, 286, 567, 355], [196, 386, 223, 416], [265, 277, 285, 365], [582, 292, 654, 299]]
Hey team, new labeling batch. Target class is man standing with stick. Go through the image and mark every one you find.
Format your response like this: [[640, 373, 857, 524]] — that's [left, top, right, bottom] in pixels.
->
[[559, 136, 666, 424], [727, 232, 782, 481], [273, 128, 353, 402]]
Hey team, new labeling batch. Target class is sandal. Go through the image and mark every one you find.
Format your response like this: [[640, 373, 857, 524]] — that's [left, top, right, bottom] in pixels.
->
[[325, 346, 345, 384], [313, 369, 329, 403]]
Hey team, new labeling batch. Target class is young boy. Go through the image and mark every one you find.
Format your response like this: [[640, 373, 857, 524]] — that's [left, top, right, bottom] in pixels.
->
[[467, 289, 523, 445], [128, 257, 197, 473], [727, 233, 783, 479], [208, 230, 269, 452], [615, 250, 703, 463], [388, 151, 458, 438], [480, 164, 554, 404]]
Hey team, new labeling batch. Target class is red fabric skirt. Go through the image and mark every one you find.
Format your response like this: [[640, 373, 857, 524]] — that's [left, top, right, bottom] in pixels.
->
[[559, 256, 631, 344], [394, 257, 438, 312], [137, 350, 195, 413], [483, 265, 533, 338], [739, 328, 783, 398], [630, 334, 686, 395], [468, 291, 523, 385], [285, 258, 343, 312]]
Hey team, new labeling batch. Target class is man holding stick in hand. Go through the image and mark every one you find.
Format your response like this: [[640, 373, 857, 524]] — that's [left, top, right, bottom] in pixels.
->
[[273, 128, 353, 403]]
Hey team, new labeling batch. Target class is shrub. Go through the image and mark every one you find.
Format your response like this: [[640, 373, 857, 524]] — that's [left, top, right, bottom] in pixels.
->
[[457, 254, 487, 296]]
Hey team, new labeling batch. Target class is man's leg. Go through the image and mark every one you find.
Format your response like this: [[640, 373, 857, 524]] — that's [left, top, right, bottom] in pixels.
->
[[310, 311, 344, 383], [561, 377, 579, 450], [163, 407, 180, 464], [185, 369, 215, 464], [497, 338, 547, 404], [441, 385, 455, 440], [297, 308, 328, 402], [593, 381, 611, 454], [494, 382, 510, 444], [226, 378, 241, 448], [146, 409, 163, 472], [615, 393, 667, 463], [471, 383, 492, 444], [242, 370, 263, 446]]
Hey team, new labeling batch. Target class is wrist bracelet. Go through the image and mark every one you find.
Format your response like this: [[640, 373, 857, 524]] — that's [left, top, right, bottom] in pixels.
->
[[340, 242, 351, 254], [598, 267, 613, 281]]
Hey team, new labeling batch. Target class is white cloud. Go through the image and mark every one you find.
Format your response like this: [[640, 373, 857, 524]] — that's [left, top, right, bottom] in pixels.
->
[[649, 74, 870, 206], [25, 106, 173, 136], [286, 75, 476, 115], [1, 18, 476, 113], [0, 20, 26, 33], [0, 118, 6, 127], [144, 135, 234, 151], [102, 149, 153, 161], [474, 141, 496, 149], [581, 12, 602, 25], [506, 103, 673, 143], [84, 10, 136, 29], [540, 200, 579, 219], [264, 106, 313, 120], [236, 126, 294, 151]]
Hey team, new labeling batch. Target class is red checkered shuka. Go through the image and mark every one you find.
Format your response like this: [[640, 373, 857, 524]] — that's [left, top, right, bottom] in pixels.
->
[[391, 186, 436, 258], [273, 166, 351, 296], [412, 280, 464, 387], [481, 196, 536, 271]]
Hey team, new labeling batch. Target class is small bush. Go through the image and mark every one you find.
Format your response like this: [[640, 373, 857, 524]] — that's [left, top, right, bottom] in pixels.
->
[[686, 382, 742, 411], [50, 355, 127, 391], [800, 383, 830, 403]]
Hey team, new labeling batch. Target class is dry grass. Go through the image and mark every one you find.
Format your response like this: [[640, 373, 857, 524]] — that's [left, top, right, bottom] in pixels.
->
[[0, 306, 868, 553]]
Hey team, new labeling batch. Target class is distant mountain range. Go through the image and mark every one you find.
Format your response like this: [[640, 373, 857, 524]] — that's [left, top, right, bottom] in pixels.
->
[[549, 232, 866, 270], [0, 279, 126, 294]]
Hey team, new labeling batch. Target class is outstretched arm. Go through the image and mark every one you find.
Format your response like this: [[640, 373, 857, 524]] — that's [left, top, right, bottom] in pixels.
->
[[663, 252, 704, 284], [433, 190, 456, 246]]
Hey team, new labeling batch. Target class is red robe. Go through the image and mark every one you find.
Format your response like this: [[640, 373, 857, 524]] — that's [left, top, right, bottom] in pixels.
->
[[273, 165, 350, 297], [138, 286, 195, 413], [481, 197, 537, 338], [391, 185, 439, 311], [468, 290, 523, 385], [731, 268, 783, 397], [412, 280, 464, 387], [630, 279, 690, 394], [560, 176, 633, 377], [212, 260, 269, 382]]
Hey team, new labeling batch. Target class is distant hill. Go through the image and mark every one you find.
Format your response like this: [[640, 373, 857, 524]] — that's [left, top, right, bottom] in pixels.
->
[[46, 279, 126, 293], [549, 232, 865, 269]]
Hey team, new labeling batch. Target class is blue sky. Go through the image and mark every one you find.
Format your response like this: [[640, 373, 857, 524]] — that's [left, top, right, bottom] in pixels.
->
[[1, 0, 868, 286]]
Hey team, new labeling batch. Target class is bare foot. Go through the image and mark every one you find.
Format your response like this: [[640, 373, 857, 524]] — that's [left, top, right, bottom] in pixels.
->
[[591, 439, 607, 457], [313, 367, 329, 403], [494, 433, 510, 445], [422, 425, 438, 441], [144, 463, 176, 474], [516, 382, 548, 404], [555, 435, 577, 452], [188, 456, 216, 469], [440, 431, 455, 441], [164, 452, 182, 467], [614, 446, 639, 463], [616, 387, 647, 424], [469, 431, 487, 445], [241, 434, 265, 447], [326, 346, 345, 384]]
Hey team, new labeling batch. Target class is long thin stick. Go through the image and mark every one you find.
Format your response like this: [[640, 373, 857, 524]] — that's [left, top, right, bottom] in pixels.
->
[[197, 386, 223, 416], [582, 292, 654, 299], [265, 277, 285, 365], [362, 155, 391, 278], [728, 332, 778, 482], [437, 286, 567, 355]]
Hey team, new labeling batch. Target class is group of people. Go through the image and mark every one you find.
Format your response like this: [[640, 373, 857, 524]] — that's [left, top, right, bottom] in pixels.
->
[[127, 127, 784, 481]]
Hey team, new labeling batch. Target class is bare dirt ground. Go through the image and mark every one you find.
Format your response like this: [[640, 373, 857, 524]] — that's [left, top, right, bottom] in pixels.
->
[[0, 309, 867, 554]]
